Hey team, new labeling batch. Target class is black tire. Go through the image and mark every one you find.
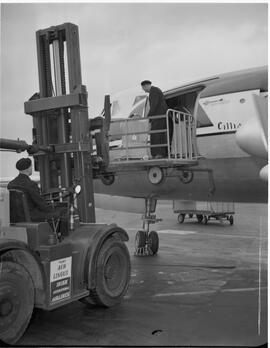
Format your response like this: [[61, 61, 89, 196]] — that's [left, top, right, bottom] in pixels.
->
[[196, 214, 203, 223], [229, 215, 234, 225], [87, 237, 131, 308], [202, 215, 208, 225], [0, 261, 34, 345], [135, 230, 147, 249], [148, 231, 159, 255], [101, 174, 115, 186], [177, 214, 185, 224]]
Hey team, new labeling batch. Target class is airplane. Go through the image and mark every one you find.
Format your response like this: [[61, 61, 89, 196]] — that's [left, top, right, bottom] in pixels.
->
[[1, 67, 267, 256], [92, 66, 268, 255]]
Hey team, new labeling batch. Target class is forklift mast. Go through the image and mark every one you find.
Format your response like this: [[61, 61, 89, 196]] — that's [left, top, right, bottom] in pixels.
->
[[0, 23, 131, 346], [24, 23, 95, 223]]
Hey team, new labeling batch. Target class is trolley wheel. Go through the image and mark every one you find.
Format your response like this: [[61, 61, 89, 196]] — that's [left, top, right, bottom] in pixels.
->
[[178, 214, 185, 224], [148, 231, 159, 255], [135, 230, 147, 249], [202, 215, 208, 225], [196, 214, 203, 223], [85, 236, 130, 308], [101, 174, 115, 186], [148, 167, 164, 185], [188, 214, 193, 219], [0, 261, 34, 345], [229, 215, 234, 225]]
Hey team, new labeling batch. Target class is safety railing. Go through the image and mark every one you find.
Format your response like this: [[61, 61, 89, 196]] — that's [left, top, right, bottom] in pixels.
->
[[108, 109, 198, 162]]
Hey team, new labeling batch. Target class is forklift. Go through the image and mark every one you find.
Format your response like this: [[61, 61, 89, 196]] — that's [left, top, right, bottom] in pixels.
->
[[0, 23, 131, 345]]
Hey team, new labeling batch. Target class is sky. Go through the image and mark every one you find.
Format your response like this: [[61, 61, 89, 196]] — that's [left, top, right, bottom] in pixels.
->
[[0, 2, 268, 178]]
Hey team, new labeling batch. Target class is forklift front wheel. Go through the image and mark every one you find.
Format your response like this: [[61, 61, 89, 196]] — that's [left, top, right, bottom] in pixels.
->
[[0, 261, 34, 345], [87, 236, 131, 308]]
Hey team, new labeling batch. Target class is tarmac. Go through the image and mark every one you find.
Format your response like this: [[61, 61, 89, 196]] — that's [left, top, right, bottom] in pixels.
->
[[18, 202, 267, 347]]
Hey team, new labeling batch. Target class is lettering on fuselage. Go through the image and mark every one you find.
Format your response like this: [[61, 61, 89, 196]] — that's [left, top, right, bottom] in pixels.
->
[[217, 122, 241, 131]]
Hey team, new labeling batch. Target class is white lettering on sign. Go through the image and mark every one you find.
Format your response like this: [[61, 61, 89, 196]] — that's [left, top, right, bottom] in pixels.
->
[[56, 279, 69, 287], [50, 257, 72, 304], [50, 257, 72, 282], [51, 292, 71, 302]]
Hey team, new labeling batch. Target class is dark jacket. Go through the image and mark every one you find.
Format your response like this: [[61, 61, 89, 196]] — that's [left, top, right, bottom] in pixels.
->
[[148, 86, 168, 117], [8, 173, 54, 221]]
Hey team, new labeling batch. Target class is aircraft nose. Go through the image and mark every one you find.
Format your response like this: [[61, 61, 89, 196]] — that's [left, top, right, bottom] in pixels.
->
[[260, 165, 268, 181]]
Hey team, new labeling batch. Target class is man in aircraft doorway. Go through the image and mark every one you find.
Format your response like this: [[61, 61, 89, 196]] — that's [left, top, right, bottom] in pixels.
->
[[141, 80, 173, 158]]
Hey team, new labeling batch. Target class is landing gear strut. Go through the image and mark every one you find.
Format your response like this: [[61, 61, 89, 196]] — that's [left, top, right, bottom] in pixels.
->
[[135, 198, 161, 256]]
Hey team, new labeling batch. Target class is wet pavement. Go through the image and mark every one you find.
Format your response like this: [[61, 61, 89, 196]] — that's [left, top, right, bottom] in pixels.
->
[[18, 202, 267, 346]]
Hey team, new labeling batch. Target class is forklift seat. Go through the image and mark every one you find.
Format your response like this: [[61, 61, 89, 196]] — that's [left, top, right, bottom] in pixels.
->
[[9, 188, 31, 223], [8, 188, 60, 236]]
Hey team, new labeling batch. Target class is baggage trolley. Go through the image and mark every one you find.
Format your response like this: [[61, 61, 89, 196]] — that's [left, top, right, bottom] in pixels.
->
[[173, 201, 235, 225]]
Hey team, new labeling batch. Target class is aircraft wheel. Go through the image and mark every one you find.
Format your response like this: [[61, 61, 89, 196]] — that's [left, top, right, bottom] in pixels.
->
[[202, 215, 208, 225], [178, 214, 185, 224], [196, 214, 203, 223], [0, 261, 34, 345], [87, 236, 130, 308], [148, 231, 159, 255], [135, 230, 147, 249], [229, 215, 234, 225]]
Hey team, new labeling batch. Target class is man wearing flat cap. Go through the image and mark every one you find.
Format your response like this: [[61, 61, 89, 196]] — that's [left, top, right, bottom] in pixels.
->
[[141, 80, 173, 158], [8, 158, 61, 222]]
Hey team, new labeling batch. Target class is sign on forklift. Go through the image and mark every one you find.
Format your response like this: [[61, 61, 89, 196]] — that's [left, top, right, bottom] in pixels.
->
[[0, 22, 131, 345], [50, 257, 72, 303]]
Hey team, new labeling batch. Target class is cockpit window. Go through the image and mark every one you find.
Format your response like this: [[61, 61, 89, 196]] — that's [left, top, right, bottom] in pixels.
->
[[129, 98, 148, 118], [133, 95, 147, 106], [111, 100, 120, 117]]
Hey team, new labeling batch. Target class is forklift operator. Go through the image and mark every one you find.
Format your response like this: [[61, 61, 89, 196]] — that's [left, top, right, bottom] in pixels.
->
[[8, 158, 64, 222]]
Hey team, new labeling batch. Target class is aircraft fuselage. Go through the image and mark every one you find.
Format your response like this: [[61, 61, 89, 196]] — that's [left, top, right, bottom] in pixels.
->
[[94, 84, 268, 204]]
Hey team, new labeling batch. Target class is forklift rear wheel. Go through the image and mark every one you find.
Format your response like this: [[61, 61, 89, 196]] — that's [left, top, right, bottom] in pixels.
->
[[229, 215, 234, 225], [148, 231, 159, 255], [196, 214, 203, 223], [135, 230, 147, 249], [0, 261, 34, 345], [178, 214, 185, 224], [88, 236, 131, 307]]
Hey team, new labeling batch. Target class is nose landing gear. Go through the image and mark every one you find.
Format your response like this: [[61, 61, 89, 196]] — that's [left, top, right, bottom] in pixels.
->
[[135, 198, 161, 256]]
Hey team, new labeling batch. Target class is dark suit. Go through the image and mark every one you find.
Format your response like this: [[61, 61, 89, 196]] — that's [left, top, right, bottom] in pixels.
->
[[148, 86, 172, 157], [8, 173, 60, 222]]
